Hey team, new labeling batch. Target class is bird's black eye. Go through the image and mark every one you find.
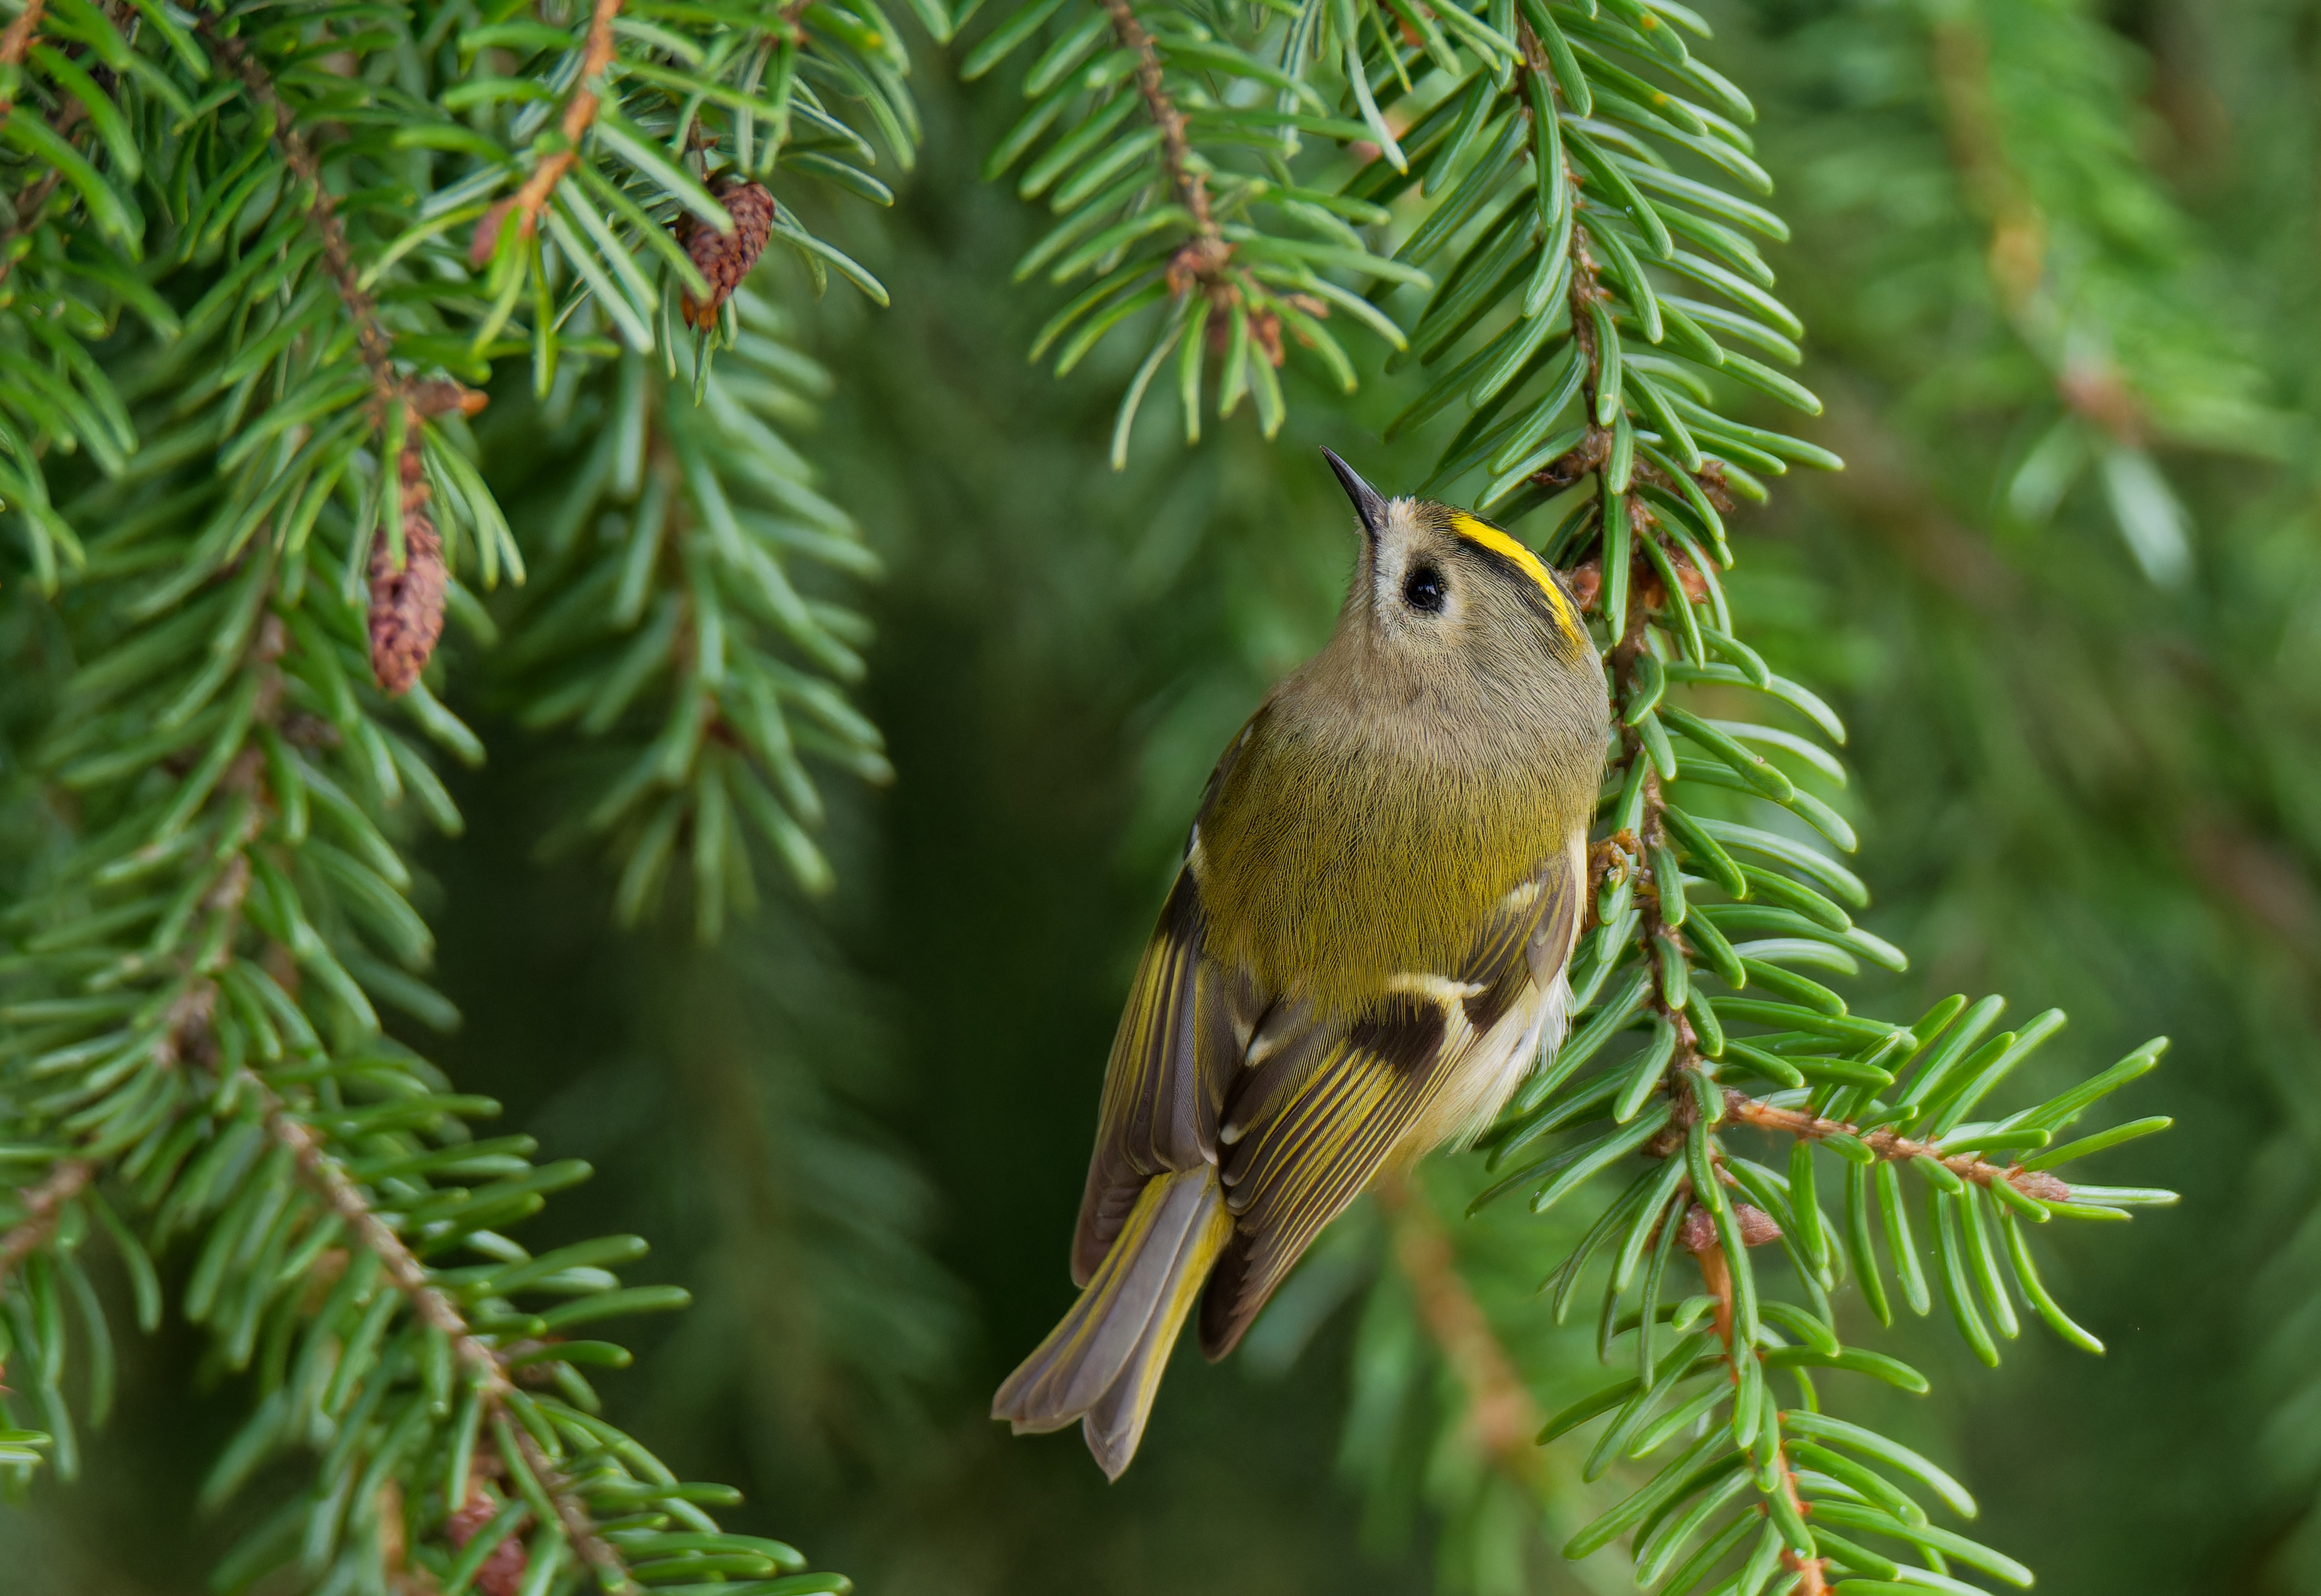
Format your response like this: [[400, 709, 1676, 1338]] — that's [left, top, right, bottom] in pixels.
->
[[1403, 563, 1447, 613]]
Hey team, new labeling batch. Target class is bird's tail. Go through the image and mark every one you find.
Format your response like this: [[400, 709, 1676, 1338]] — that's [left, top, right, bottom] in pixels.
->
[[991, 1167, 1230, 1480]]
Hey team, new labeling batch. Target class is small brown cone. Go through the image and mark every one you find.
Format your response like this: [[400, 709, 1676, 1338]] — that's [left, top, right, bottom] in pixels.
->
[[447, 1485, 528, 1596], [368, 445, 446, 696], [1734, 1202, 1783, 1248], [1677, 1200, 1783, 1252], [680, 179, 776, 331]]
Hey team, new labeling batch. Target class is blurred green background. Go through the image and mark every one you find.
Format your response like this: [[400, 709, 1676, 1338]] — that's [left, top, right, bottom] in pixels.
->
[[9, 0, 2321, 1591]]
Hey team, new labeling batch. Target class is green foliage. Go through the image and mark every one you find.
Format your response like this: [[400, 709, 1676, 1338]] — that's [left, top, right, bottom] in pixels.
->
[[1739, 4, 2319, 1588], [0, 0, 910, 1582], [0, 0, 2268, 1589], [485, 314, 889, 936], [968, 0, 1420, 460], [949, 0, 2187, 1589]]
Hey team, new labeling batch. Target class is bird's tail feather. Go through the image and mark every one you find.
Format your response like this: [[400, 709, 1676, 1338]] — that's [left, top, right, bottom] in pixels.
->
[[991, 1167, 1230, 1479]]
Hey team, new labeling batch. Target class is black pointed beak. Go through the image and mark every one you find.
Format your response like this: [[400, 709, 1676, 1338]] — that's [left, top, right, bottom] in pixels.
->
[[1321, 447, 1389, 541]]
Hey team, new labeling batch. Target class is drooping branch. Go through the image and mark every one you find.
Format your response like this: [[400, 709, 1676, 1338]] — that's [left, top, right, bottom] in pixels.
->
[[1096, 0, 1225, 286], [259, 1082, 628, 1585], [471, 0, 624, 266], [1099, 0, 1212, 236], [202, 23, 397, 397]]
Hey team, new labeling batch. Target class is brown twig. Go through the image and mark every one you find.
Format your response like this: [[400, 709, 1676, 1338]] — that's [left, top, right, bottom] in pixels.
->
[[1099, 0, 1212, 242], [1375, 1172, 1548, 1489], [1097, 0, 1231, 297], [202, 23, 397, 396], [260, 1087, 626, 1584], [0, 0, 48, 79], [470, 0, 624, 266], [0, 1159, 92, 1277], [1687, 1220, 1826, 1596], [263, 1099, 495, 1362], [1721, 1088, 2072, 1200]]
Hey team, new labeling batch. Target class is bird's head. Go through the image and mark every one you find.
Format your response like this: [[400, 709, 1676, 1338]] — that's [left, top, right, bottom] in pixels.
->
[[1319, 448, 1597, 682]]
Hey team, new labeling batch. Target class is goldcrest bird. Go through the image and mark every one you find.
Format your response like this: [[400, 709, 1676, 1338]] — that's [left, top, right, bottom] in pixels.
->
[[991, 449, 1610, 1478]]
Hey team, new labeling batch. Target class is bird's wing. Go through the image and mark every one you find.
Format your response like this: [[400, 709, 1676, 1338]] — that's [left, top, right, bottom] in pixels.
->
[[1068, 713, 1268, 1286], [1197, 841, 1584, 1358]]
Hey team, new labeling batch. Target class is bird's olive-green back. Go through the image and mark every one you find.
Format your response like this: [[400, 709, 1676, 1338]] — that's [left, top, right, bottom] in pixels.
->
[[1193, 501, 1607, 1013]]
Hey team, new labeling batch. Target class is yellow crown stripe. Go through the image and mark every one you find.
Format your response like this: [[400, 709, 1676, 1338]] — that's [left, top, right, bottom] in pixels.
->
[[1449, 512, 1585, 648]]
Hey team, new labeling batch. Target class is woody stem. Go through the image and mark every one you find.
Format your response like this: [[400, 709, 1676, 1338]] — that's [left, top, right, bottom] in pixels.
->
[[506, 0, 623, 243], [1721, 1088, 2071, 1198], [1688, 1233, 1826, 1595], [1095, 0, 1216, 244], [0, 1160, 92, 1278], [202, 24, 398, 398], [257, 1081, 626, 1582]]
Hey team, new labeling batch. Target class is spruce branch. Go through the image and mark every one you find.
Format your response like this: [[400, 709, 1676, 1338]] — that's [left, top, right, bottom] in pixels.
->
[[470, 0, 626, 268], [0, 13, 870, 1564], [1284, 4, 2184, 1587], [1721, 1090, 2070, 1201], [0, 1159, 90, 1277], [487, 295, 885, 932], [261, 1096, 483, 1355], [259, 1090, 629, 1586], [0, 0, 908, 1580], [969, 0, 1422, 458], [201, 21, 397, 396], [1682, 1218, 1825, 1596], [1092, 0, 1224, 281], [434, 0, 911, 924], [1743, 14, 2306, 1582]]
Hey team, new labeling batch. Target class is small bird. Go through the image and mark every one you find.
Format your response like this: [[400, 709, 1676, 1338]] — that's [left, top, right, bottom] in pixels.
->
[[991, 450, 1610, 1477]]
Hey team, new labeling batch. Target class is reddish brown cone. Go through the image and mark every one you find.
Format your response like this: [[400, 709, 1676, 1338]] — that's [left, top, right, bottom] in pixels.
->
[[368, 444, 446, 696], [447, 1487, 528, 1596], [681, 179, 775, 331]]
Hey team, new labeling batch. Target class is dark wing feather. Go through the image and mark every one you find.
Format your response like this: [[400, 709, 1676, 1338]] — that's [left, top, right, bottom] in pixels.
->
[[1069, 714, 1268, 1286], [1197, 845, 1584, 1358]]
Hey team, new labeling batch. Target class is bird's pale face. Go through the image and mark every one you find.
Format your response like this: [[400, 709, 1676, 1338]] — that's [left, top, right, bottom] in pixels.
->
[[1355, 497, 1595, 680], [1364, 499, 1476, 656]]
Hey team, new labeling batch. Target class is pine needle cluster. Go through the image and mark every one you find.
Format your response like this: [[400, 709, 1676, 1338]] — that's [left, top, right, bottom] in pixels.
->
[[0, 0, 2202, 1590]]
